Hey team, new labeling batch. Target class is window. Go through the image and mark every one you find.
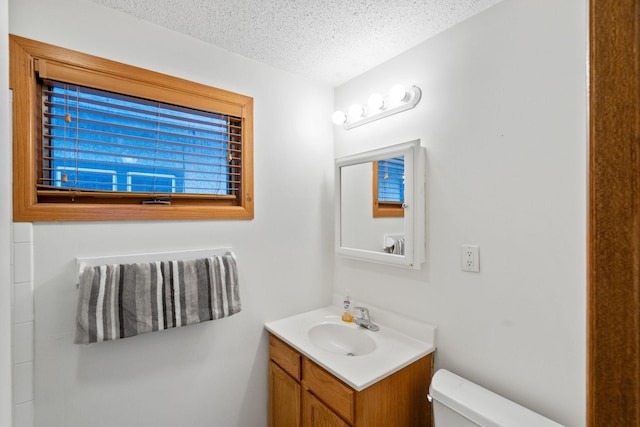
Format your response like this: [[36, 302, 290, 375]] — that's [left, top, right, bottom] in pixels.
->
[[372, 157, 405, 218], [10, 35, 254, 221], [41, 82, 240, 197]]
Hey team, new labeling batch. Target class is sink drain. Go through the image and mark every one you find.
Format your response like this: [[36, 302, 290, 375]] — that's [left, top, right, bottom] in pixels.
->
[[346, 352, 355, 356]]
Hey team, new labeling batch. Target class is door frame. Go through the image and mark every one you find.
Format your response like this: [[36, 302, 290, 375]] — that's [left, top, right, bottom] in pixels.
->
[[588, 0, 640, 424]]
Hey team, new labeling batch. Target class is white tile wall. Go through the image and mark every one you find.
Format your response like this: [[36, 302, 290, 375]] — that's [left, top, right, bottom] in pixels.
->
[[12, 223, 33, 244], [13, 243, 33, 284], [13, 322, 33, 365], [13, 283, 34, 325], [13, 362, 33, 404], [14, 401, 34, 427], [13, 223, 34, 427]]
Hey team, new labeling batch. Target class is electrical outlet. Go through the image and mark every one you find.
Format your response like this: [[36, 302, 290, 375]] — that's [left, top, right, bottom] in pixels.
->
[[462, 244, 479, 272]]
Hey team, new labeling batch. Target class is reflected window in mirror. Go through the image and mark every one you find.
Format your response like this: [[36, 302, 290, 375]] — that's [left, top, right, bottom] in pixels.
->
[[372, 156, 405, 218]]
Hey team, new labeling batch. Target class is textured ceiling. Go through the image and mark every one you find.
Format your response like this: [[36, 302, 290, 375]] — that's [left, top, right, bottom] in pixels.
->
[[87, 0, 504, 86]]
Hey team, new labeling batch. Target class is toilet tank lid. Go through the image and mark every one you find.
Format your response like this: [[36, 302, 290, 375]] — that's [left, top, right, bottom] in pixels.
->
[[429, 369, 564, 427]]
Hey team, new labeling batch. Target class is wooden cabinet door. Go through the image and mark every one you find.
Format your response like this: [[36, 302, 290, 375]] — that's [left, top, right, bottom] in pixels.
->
[[269, 361, 301, 427], [302, 358, 354, 424], [302, 391, 350, 427]]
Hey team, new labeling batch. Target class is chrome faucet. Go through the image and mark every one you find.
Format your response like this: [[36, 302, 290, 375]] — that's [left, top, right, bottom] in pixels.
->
[[353, 306, 380, 332]]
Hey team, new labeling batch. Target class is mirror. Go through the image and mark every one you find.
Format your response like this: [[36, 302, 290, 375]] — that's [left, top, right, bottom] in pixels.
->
[[335, 140, 425, 268]]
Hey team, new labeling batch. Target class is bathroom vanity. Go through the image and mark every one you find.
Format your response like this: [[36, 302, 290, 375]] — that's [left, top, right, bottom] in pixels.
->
[[266, 306, 436, 426]]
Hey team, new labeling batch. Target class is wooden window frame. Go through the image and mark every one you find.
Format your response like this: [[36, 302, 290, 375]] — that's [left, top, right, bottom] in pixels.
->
[[371, 161, 404, 218], [9, 35, 254, 222]]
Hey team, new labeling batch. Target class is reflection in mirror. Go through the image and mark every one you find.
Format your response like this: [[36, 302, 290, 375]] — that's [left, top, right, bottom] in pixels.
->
[[372, 157, 404, 218], [335, 140, 425, 269], [340, 161, 404, 252]]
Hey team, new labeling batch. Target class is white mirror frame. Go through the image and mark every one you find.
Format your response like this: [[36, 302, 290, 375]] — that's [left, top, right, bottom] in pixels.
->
[[335, 139, 426, 269]]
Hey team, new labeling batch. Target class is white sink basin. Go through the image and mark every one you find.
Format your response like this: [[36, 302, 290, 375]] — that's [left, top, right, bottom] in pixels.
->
[[308, 322, 376, 356], [265, 306, 436, 390]]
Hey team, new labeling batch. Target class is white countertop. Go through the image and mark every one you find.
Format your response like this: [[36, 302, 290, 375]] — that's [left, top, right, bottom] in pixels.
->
[[265, 305, 436, 391]]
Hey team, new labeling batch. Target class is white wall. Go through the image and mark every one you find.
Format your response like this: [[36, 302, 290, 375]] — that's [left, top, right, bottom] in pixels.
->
[[333, 0, 587, 426], [9, 0, 335, 426]]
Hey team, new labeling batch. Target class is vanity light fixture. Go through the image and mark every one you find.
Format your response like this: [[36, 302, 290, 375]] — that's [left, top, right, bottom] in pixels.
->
[[348, 103, 366, 119], [333, 84, 422, 130], [332, 110, 348, 125], [389, 84, 411, 104], [367, 93, 385, 112]]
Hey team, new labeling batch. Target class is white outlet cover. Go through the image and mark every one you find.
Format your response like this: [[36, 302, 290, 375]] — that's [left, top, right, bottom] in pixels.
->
[[462, 244, 480, 272]]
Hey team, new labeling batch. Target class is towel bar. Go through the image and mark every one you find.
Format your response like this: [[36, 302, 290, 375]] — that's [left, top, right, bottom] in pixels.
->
[[75, 247, 232, 285]]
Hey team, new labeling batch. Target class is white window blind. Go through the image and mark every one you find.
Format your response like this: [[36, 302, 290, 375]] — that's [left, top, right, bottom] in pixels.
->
[[377, 156, 405, 203], [40, 80, 243, 200]]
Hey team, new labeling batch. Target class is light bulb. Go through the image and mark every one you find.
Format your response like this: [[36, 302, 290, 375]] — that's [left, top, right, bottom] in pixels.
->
[[367, 93, 384, 111], [332, 110, 347, 125], [348, 103, 365, 119], [389, 84, 408, 104]]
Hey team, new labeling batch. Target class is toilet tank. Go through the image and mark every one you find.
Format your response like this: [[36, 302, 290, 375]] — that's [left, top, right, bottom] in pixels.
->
[[429, 369, 564, 427]]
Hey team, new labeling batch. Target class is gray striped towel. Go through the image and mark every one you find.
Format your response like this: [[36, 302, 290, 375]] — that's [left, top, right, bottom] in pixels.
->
[[74, 252, 241, 344]]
